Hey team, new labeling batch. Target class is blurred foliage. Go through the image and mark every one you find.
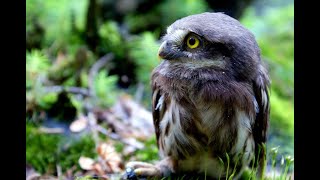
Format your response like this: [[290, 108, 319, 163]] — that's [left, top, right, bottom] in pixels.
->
[[127, 32, 160, 107], [124, 0, 209, 34], [26, 50, 50, 88], [128, 32, 160, 86], [241, 4, 294, 155], [26, 121, 63, 174], [241, 5, 294, 99], [158, 0, 209, 27], [93, 70, 119, 108], [99, 21, 126, 59], [26, 0, 87, 47], [26, 120, 96, 174], [26, 50, 59, 112], [58, 135, 97, 173], [133, 135, 159, 162]]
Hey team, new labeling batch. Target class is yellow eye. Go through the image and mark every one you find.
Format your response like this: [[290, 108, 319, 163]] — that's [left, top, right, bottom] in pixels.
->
[[186, 35, 200, 49]]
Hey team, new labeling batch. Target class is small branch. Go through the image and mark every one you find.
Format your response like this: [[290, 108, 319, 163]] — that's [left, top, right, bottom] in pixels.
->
[[43, 86, 91, 96], [39, 127, 65, 134], [88, 53, 114, 98], [56, 164, 62, 179], [95, 125, 122, 140], [134, 82, 144, 104], [40, 53, 114, 98], [95, 125, 144, 149], [87, 112, 100, 148]]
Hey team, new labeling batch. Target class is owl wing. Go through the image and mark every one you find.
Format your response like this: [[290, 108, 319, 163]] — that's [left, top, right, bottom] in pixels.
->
[[252, 64, 270, 176], [151, 85, 167, 148]]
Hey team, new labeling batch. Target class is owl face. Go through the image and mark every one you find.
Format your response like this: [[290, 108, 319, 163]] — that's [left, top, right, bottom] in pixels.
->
[[158, 30, 230, 68], [157, 12, 261, 81]]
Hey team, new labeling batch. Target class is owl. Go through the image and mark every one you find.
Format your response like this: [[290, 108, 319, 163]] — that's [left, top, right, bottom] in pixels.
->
[[123, 12, 270, 180]]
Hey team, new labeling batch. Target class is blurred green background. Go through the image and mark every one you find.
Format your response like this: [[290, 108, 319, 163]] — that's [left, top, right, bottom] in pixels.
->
[[26, 0, 293, 179]]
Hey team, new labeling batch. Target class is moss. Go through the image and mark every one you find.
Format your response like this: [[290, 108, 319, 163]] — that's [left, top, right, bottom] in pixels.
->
[[26, 120, 97, 174], [58, 134, 97, 173], [133, 135, 159, 162], [26, 121, 63, 174], [93, 70, 119, 108]]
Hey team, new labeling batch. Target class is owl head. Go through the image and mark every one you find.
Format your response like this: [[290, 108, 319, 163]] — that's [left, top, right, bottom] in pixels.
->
[[157, 12, 262, 82]]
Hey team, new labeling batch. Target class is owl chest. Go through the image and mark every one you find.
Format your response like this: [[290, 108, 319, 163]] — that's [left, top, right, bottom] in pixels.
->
[[158, 99, 254, 177]]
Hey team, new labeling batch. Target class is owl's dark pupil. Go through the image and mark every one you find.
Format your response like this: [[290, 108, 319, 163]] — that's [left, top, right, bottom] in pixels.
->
[[188, 38, 196, 45]]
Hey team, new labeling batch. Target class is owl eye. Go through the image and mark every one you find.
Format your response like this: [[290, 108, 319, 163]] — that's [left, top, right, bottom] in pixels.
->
[[186, 34, 200, 49]]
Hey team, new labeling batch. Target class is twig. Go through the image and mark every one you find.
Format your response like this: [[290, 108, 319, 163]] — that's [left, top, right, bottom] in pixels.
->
[[56, 164, 62, 179], [134, 82, 144, 104], [39, 53, 114, 98], [95, 125, 144, 149], [39, 127, 65, 134], [87, 112, 111, 174], [87, 112, 100, 148], [95, 124, 122, 140], [43, 86, 91, 97], [88, 53, 114, 98]]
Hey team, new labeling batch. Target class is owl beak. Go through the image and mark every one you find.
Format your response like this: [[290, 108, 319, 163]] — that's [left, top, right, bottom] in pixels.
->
[[158, 41, 180, 60], [158, 41, 167, 60]]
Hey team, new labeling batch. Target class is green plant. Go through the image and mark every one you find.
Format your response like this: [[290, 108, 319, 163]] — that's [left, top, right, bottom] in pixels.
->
[[128, 32, 160, 86], [279, 155, 294, 180], [26, 121, 63, 174], [260, 146, 294, 180], [99, 21, 126, 59], [26, 119, 97, 174], [33, 0, 87, 45], [93, 70, 119, 108], [270, 147, 279, 180], [127, 32, 160, 107], [133, 135, 159, 162], [26, 50, 50, 88], [26, 50, 59, 112], [58, 134, 96, 173], [74, 176, 99, 180]]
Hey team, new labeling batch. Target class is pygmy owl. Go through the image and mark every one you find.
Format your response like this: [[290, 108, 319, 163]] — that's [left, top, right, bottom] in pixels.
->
[[124, 12, 270, 180]]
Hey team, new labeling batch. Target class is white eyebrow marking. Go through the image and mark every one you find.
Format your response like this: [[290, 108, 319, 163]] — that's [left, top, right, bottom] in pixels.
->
[[167, 26, 173, 34], [166, 29, 189, 45]]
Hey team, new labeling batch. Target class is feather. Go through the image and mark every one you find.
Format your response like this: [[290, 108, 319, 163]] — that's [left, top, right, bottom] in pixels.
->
[[252, 64, 270, 178]]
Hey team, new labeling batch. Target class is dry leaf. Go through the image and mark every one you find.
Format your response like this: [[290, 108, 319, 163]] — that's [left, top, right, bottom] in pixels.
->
[[97, 143, 123, 173], [70, 116, 88, 133], [97, 143, 118, 160], [111, 95, 154, 139], [93, 94, 154, 141], [122, 137, 144, 149], [123, 146, 136, 156], [92, 163, 105, 176], [78, 156, 95, 170]]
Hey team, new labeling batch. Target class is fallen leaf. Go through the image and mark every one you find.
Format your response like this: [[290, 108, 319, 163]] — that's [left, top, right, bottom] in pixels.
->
[[110, 95, 154, 139], [97, 143, 118, 160], [26, 164, 41, 180], [70, 116, 88, 133], [92, 163, 105, 176], [123, 146, 136, 156], [97, 143, 123, 173], [122, 137, 144, 149], [78, 156, 95, 170]]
